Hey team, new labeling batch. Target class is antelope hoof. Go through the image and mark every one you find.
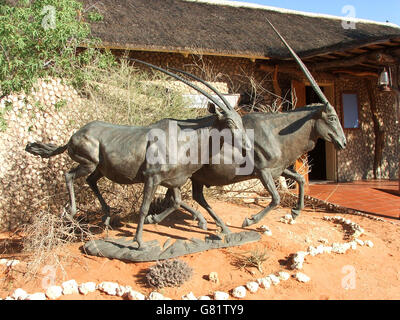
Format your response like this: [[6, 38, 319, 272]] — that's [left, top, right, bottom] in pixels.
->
[[144, 215, 158, 225], [242, 217, 255, 227], [291, 209, 301, 220], [102, 215, 111, 227], [133, 239, 147, 251]]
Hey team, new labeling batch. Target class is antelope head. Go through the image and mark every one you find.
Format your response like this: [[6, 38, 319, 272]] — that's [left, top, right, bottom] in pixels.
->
[[267, 19, 347, 150]]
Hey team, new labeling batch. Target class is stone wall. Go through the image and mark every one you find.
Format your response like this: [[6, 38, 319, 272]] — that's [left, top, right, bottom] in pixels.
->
[[335, 77, 399, 182], [120, 50, 275, 108], [0, 79, 81, 230]]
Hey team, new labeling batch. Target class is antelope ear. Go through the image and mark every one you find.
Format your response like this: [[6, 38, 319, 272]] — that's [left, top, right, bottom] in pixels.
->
[[215, 108, 225, 120], [208, 103, 225, 120], [324, 102, 335, 113], [207, 102, 216, 114]]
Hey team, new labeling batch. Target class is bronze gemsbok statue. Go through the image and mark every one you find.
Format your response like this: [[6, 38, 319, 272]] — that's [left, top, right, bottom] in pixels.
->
[[25, 59, 253, 249], [146, 19, 347, 232]]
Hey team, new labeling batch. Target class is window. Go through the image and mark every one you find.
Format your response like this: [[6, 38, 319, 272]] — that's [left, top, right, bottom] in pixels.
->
[[342, 93, 359, 129]]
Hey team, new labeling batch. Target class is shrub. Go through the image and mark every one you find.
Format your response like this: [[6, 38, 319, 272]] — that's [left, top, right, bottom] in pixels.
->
[[0, 0, 115, 98], [146, 259, 193, 289]]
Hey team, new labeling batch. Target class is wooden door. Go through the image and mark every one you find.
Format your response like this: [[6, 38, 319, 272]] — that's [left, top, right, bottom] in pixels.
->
[[291, 80, 309, 186]]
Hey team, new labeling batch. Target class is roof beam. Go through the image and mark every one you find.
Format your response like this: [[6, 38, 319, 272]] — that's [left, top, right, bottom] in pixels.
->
[[331, 70, 379, 77], [311, 51, 398, 70]]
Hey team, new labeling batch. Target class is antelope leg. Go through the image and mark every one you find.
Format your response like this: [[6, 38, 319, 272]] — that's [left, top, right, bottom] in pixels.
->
[[133, 177, 159, 249], [145, 188, 208, 230], [65, 164, 95, 218], [86, 169, 111, 227], [192, 181, 231, 234], [282, 168, 305, 220], [242, 169, 280, 227]]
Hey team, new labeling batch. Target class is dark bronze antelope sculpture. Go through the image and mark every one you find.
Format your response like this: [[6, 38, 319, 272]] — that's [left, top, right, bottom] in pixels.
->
[[146, 20, 347, 232], [25, 59, 252, 249]]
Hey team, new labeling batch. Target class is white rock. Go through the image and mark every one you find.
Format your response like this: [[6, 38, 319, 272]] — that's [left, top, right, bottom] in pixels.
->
[[322, 246, 333, 254], [62, 280, 79, 295], [350, 241, 358, 250], [182, 292, 197, 300], [257, 277, 271, 289], [365, 240, 374, 248], [214, 291, 229, 300], [268, 274, 280, 286], [278, 271, 290, 281], [232, 286, 247, 299], [148, 292, 166, 300], [116, 285, 127, 297], [290, 251, 308, 270], [11, 288, 28, 300], [198, 296, 212, 300], [280, 214, 295, 224], [316, 245, 325, 255], [126, 288, 145, 300], [355, 239, 365, 246], [264, 230, 272, 236], [243, 198, 255, 204], [284, 214, 292, 220], [245, 281, 259, 293], [208, 272, 219, 284], [78, 282, 97, 295], [5, 296, 15, 300], [0, 259, 8, 265], [260, 225, 272, 235], [294, 273, 311, 283], [45, 286, 63, 299], [308, 246, 318, 256], [353, 229, 364, 239], [26, 292, 47, 300], [97, 282, 119, 296], [332, 243, 348, 254]]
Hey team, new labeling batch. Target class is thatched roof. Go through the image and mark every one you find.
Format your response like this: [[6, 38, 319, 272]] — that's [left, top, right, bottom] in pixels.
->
[[80, 0, 400, 59]]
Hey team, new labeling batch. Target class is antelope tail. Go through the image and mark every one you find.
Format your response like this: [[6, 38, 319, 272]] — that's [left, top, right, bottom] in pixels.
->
[[25, 142, 68, 158]]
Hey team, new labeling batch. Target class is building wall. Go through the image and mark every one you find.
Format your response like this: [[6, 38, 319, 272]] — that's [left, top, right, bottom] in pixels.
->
[[116, 50, 276, 108], [335, 77, 399, 182]]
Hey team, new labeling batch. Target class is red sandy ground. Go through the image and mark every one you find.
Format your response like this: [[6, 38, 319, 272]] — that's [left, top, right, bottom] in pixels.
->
[[1, 200, 400, 300]]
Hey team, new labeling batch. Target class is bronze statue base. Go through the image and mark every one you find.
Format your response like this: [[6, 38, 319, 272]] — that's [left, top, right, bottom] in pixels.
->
[[83, 231, 261, 262]]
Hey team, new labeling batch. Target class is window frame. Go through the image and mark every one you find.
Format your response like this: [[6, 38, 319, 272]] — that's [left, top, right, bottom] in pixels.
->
[[341, 91, 361, 130]]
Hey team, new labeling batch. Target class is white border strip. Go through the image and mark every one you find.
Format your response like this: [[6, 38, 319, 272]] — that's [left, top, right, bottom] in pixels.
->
[[184, 0, 400, 29]]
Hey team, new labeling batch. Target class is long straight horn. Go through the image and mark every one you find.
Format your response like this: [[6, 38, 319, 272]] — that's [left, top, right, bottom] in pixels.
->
[[266, 19, 330, 106], [167, 66, 235, 111], [126, 58, 230, 113]]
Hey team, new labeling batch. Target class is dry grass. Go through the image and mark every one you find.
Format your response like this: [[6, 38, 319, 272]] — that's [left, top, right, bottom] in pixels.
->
[[230, 246, 269, 274], [20, 210, 97, 280]]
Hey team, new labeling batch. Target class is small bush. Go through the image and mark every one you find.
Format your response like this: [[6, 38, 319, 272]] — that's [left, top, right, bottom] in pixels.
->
[[146, 259, 193, 289], [231, 246, 269, 274], [21, 210, 95, 277]]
